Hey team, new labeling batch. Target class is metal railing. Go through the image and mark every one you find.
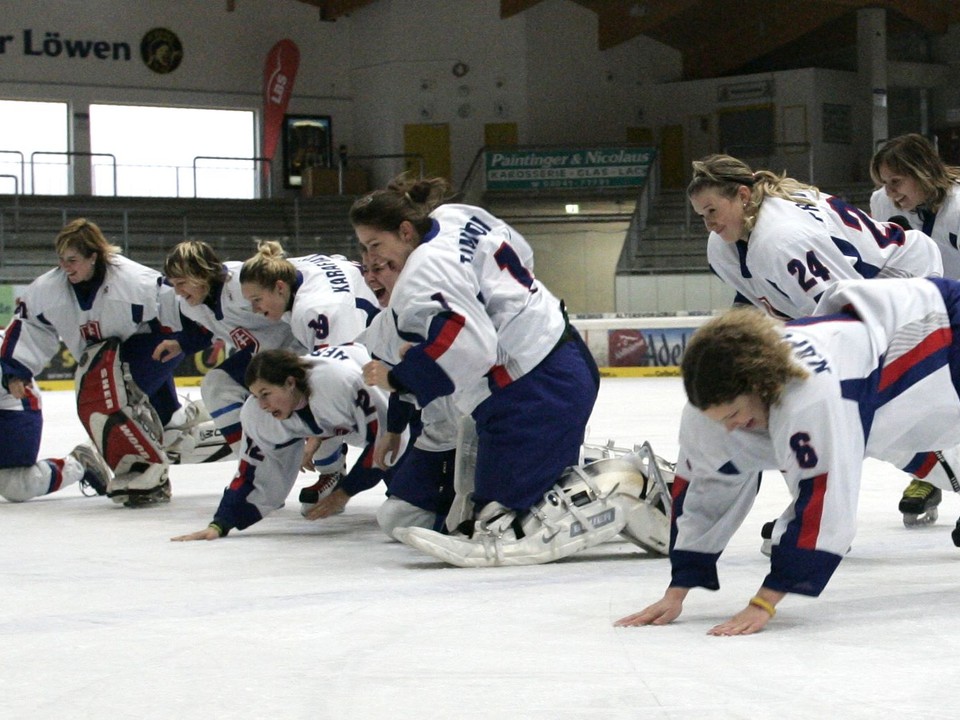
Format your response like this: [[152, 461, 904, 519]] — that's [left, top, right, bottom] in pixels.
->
[[2, 147, 270, 199], [31, 150, 118, 196], [0, 150, 24, 193], [0, 174, 18, 195], [192, 155, 270, 199]]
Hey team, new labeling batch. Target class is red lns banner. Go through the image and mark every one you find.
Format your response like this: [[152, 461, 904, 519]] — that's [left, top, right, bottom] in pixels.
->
[[262, 39, 300, 179]]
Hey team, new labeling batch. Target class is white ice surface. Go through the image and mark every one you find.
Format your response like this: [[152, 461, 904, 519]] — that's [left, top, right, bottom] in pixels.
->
[[4, 378, 960, 719]]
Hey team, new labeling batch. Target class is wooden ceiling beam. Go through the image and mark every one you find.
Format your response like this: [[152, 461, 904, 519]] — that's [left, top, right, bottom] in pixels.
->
[[683, 3, 851, 79], [588, 0, 701, 50], [500, 0, 548, 19]]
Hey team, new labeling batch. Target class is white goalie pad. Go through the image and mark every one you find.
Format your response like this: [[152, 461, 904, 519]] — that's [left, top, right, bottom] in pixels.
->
[[586, 440, 675, 555], [74, 339, 170, 504], [398, 441, 674, 567]]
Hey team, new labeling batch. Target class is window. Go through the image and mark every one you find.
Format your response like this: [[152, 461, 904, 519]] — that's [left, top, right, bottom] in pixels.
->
[[0, 100, 69, 194], [89, 104, 258, 198]]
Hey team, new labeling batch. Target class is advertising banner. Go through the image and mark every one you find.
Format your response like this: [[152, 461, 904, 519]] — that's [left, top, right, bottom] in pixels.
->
[[485, 146, 656, 191], [607, 327, 694, 368], [262, 39, 300, 182]]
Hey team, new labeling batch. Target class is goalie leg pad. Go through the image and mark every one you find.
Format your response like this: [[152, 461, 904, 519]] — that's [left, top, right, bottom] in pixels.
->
[[377, 496, 440, 540], [76, 339, 167, 470], [400, 442, 674, 567], [444, 414, 479, 534], [613, 442, 675, 555], [75, 340, 169, 504]]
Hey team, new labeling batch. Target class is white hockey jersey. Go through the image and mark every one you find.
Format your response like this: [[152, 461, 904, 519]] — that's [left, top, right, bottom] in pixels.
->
[[870, 185, 960, 278], [211, 344, 406, 531], [285, 254, 380, 352], [709, 193, 943, 319], [176, 261, 302, 355], [671, 277, 960, 598], [386, 203, 567, 414], [2, 254, 181, 379]]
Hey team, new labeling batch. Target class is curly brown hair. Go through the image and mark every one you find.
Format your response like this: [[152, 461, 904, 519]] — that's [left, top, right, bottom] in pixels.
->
[[681, 307, 808, 410]]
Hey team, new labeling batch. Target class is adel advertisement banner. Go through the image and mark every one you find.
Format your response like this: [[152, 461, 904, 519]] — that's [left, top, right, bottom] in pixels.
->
[[485, 146, 656, 191], [607, 327, 692, 368]]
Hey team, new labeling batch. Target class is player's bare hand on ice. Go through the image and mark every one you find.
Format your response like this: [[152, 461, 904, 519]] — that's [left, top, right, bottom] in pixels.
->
[[171, 525, 222, 542], [707, 592, 781, 636], [614, 587, 688, 627], [304, 488, 349, 520], [707, 607, 771, 636]]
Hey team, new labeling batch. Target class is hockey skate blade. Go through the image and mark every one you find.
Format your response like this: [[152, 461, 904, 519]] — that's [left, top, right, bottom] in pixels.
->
[[903, 506, 939, 527]]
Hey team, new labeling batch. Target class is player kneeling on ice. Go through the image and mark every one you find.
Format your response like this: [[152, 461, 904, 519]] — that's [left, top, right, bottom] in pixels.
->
[[0, 218, 223, 507], [353, 174, 606, 566], [616, 277, 960, 636], [171, 346, 407, 541]]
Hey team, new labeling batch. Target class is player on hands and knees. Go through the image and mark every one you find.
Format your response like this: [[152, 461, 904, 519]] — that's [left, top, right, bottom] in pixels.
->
[[171, 347, 407, 541], [689, 153, 951, 534], [617, 278, 960, 634], [353, 174, 634, 566], [238, 240, 380, 492]]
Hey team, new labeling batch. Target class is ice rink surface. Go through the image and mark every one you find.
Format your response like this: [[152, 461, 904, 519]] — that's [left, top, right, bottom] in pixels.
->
[[4, 377, 960, 719]]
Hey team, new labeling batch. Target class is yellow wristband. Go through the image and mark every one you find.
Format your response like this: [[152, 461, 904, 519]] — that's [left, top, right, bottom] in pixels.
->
[[749, 596, 776, 618]]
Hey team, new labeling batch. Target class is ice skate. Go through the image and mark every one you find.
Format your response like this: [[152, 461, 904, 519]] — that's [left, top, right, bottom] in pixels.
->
[[899, 478, 941, 527], [71, 442, 111, 497], [120, 475, 172, 508], [107, 463, 172, 508], [298, 472, 342, 516]]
